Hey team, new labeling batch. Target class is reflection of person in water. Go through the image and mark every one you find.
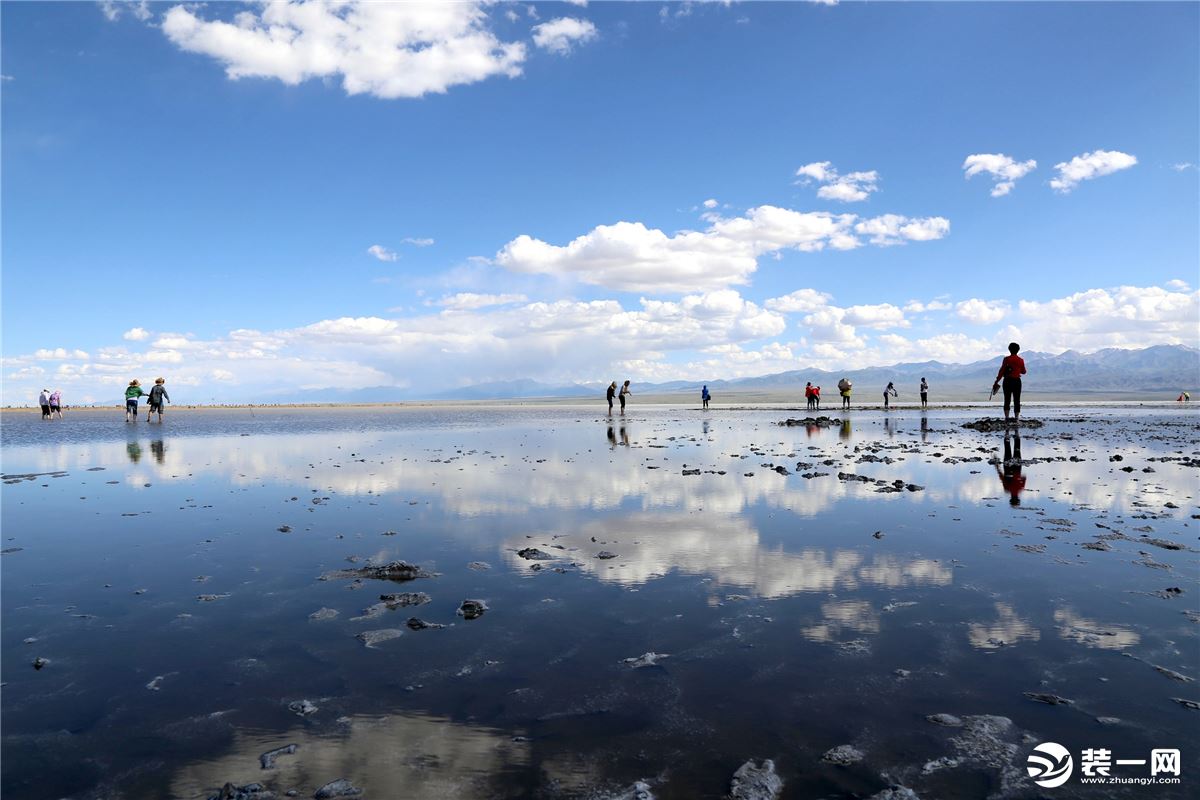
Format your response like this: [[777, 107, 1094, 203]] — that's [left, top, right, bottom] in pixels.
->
[[839, 418, 851, 440], [920, 416, 929, 443], [996, 432, 1025, 506], [619, 425, 630, 447], [607, 425, 617, 448], [127, 441, 143, 463], [150, 439, 166, 464]]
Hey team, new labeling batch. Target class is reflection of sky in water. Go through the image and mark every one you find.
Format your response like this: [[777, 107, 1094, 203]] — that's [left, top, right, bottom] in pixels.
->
[[2, 407, 1197, 799]]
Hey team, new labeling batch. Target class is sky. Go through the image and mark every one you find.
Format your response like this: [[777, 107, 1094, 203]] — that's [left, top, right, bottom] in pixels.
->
[[2, 0, 1198, 404]]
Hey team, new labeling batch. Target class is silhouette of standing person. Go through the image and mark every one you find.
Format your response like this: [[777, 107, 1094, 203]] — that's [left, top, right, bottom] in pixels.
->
[[701, 385, 710, 410], [838, 377, 852, 409], [995, 431, 1025, 506], [619, 380, 631, 415], [992, 342, 1027, 426], [606, 381, 616, 415], [919, 377, 928, 410]]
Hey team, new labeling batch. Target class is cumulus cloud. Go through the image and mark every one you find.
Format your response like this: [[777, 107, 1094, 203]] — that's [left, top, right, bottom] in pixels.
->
[[100, 1, 151, 22], [531, 17, 598, 54], [402, 237, 435, 247], [161, 1, 526, 100], [1049, 150, 1137, 193], [496, 205, 949, 292], [853, 214, 949, 246], [764, 289, 833, 314], [962, 153, 1037, 197], [1016, 285, 1199, 351], [903, 299, 952, 313], [702, 198, 718, 209], [33, 348, 90, 360], [795, 161, 879, 202], [955, 298, 1010, 325], [437, 292, 528, 310], [123, 327, 150, 341], [367, 244, 398, 262]]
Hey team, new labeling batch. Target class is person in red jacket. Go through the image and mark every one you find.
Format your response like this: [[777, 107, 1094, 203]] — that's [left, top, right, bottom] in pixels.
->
[[992, 342, 1027, 424]]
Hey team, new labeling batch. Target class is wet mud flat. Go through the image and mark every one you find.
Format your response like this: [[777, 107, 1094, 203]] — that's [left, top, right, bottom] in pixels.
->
[[1, 405, 1197, 798]]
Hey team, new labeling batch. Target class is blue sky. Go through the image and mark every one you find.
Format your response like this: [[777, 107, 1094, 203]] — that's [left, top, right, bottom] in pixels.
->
[[2, 1, 1198, 403]]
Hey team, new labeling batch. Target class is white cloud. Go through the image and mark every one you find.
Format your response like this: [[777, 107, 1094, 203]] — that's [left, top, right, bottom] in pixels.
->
[[955, 298, 1010, 325], [765, 288, 833, 314], [563, 0, 589, 6], [1016, 285, 1199, 351], [367, 244, 398, 262], [161, 1, 526, 100], [33, 348, 90, 360], [795, 161, 879, 203], [1171, 162, 1196, 172], [100, 1, 151, 22], [437, 292, 529, 311], [903, 299, 952, 313], [497, 205, 948, 292], [1049, 149, 1137, 193], [531, 17, 598, 55], [702, 198, 718, 209], [962, 153, 1037, 197], [853, 214, 949, 246], [402, 237, 435, 247], [123, 327, 150, 341], [1166, 279, 1191, 291]]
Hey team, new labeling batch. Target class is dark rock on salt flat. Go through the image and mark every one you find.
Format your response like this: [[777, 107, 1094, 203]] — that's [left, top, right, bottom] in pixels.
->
[[197, 593, 231, 602], [467, 561, 491, 571], [681, 468, 701, 476], [821, 744, 864, 765], [1171, 698, 1199, 710], [622, 652, 669, 668], [869, 789, 921, 800], [1140, 537, 1187, 551], [1154, 666, 1194, 682], [356, 629, 403, 648], [308, 607, 339, 621], [926, 713, 963, 727], [596, 551, 618, 559], [406, 617, 445, 630], [259, 743, 298, 769], [1023, 692, 1073, 705], [516, 548, 554, 560], [209, 782, 274, 800], [729, 758, 782, 800], [313, 778, 362, 798], [379, 591, 430, 607], [288, 700, 318, 716], [780, 416, 840, 427], [32, 657, 49, 670], [961, 418, 1043, 431], [457, 599, 487, 620], [327, 560, 434, 582]]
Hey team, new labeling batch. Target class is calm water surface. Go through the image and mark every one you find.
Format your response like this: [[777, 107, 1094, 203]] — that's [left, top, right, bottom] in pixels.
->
[[2, 405, 1197, 799]]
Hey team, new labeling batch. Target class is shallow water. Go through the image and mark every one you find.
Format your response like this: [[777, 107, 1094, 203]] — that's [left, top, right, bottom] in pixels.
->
[[2, 405, 1197, 799]]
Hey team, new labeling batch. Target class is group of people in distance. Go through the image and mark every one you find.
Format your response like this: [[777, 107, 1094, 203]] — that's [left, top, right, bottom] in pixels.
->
[[124, 378, 171, 423], [634, 342, 1033, 426], [37, 389, 63, 419]]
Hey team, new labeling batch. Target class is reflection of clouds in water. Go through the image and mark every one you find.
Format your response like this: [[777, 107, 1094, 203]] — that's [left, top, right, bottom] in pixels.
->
[[504, 513, 953, 599], [952, 441, 1196, 514], [169, 713, 528, 800], [18, 430, 862, 516], [967, 602, 1041, 650], [1054, 606, 1140, 650], [802, 599, 880, 642]]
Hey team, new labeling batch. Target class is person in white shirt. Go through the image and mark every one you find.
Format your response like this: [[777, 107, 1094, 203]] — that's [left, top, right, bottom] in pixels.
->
[[38, 389, 52, 419]]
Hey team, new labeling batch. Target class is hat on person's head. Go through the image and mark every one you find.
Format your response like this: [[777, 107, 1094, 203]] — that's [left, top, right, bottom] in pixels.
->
[[130, 379, 140, 386], [155, 377, 165, 384]]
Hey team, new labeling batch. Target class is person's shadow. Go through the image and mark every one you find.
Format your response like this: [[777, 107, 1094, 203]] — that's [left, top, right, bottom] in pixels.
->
[[995, 432, 1026, 506]]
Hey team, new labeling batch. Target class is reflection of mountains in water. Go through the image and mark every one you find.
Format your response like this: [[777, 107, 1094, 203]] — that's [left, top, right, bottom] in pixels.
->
[[503, 513, 953, 597]]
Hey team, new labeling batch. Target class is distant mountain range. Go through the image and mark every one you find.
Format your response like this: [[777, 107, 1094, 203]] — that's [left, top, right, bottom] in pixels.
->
[[252, 345, 1199, 403]]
